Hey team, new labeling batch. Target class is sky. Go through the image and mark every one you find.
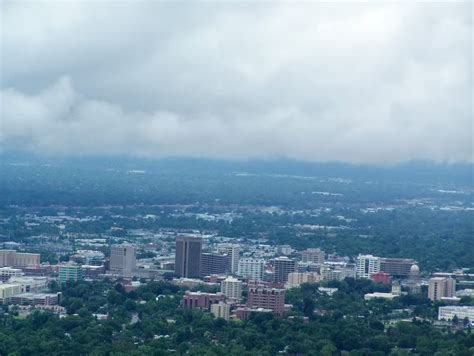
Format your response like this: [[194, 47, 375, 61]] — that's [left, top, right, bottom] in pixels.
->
[[0, 1, 472, 164]]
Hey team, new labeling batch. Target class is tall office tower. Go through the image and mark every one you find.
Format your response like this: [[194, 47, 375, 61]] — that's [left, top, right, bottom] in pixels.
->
[[428, 277, 456, 301], [175, 236, 202, 278], [0, 250, 40, 268], [356, 254, 381, 279], [247, 287, 286, 316], [238, 258, 265, 280], [380, 258, 417, 278], [59, 263, 84, 284], [301, 248, 325, 265], [217, 243, 240, 274], [110, 245, 136, 278], [220, 276, 242, 302], [273, 256, 297, 283], [201, 253, 230, 277]]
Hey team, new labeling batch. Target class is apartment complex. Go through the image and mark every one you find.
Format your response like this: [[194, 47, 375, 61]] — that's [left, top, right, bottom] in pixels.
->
[[220, 276, 242, 302]]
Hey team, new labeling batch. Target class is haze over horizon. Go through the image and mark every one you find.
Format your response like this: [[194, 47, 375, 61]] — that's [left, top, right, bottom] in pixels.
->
[[1, 1, 472, 164]]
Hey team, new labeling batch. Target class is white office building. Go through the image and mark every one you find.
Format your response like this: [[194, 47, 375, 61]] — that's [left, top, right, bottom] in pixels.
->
[[438, 306, 474, 321], [356, 254, 380, 279], [238, 258, 265, 280], [110, 245, 136, 278]]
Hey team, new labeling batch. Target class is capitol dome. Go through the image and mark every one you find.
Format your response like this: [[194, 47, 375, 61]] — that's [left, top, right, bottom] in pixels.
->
[[410, 264, 420, 273]]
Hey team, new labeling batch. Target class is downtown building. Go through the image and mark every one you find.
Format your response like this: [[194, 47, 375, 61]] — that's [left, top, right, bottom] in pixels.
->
[[356, 254, 381, 279], [320, 262, 356, 281], [175, 236, 202, 278], [201, 252, 230, 277], [247, 286, 286, 316], [216, 243, 240, 274], [110, 245, 137, 278], [301, 248, 325, 265], [220, 276, 242, 302], [238, 258, 265, 280], [380, 258, 416, 278], [286, 272, 322, 289], [182, 291, 225, 310], [0, 250, 40, 268], [273, 256, 297, 283], [428, 277, 456, 301]]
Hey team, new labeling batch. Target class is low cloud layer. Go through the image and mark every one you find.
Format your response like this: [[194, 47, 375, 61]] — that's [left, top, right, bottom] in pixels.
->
[[1, 2, 472, 163]]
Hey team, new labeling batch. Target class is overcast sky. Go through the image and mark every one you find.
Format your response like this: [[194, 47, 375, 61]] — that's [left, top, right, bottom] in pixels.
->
[[1, 1, 472, 164]]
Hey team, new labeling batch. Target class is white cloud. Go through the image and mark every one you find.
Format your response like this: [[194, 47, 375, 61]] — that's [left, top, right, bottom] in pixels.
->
[[0, 1, 472, 163]]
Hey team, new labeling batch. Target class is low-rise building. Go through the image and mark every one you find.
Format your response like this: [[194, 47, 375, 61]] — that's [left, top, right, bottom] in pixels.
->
[[235, 307, 273, 320], [211, 302, 230, 320], [438, 306, 474, 321], [182, 291, 225, 310], [286, 272, 322, 289], [247, 287, 285, 316]]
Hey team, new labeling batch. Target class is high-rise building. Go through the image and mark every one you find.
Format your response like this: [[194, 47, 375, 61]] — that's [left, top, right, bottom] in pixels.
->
[[273, 257, 297, 283], [301, 248, 325, 265], [217, 243, 240, 274], [428, 277, 456, 301], [0, 250, 40, 268], [110, 245, 136, 278], [211, 302, 230, 320], [380, 258, 416, 278], [58, 264, 84, 284], [175, 236, 202, 278], [356, 254, 381, 279], [220, 276, 242, 302], [201, 253, 230, 277], [238, 258, 265, 280], [247, 287, 285, 316]]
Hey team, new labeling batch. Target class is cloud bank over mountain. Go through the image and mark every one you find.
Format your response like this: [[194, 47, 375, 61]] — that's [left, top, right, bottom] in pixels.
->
[[1, 2, 472, 163]]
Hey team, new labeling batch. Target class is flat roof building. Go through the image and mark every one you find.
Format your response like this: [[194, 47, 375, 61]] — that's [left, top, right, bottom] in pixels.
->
[[175, 236, 202, 278]]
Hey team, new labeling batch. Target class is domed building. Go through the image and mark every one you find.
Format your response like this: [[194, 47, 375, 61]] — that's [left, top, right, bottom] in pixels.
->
[[405, 264, 422, 294]]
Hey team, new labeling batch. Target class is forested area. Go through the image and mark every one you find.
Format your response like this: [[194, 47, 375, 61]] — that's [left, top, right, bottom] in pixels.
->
[[0, 279, 473, 355]]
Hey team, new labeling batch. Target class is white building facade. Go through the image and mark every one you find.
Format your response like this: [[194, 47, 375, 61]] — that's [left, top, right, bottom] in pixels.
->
[[220, 276, 242, 302], [238, 258, 265, 280], [356, 254, 381, 279], [438, 306, 474, 321]]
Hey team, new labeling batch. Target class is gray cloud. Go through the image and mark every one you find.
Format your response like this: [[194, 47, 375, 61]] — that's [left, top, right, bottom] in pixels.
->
[[0, 1, 472, 163]]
